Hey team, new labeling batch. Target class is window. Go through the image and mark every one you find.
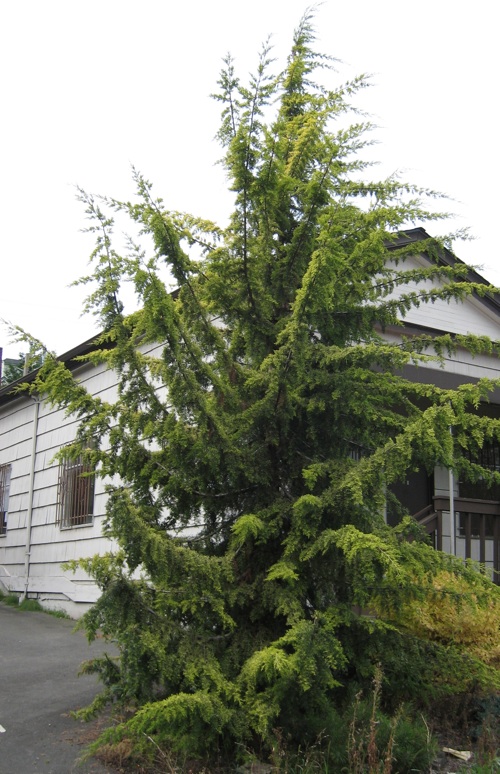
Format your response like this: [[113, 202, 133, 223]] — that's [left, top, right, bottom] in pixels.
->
[[0, 464, 11, 536], [461, 440, 500, 501], [458, 512, 495, 539], [470, 441, 500, 472], [56, 453, 95, 528]]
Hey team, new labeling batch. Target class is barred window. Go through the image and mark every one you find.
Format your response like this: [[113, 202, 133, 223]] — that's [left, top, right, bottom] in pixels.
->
[[465, 441, 500, 472], [56, 454, 95, 528], [461, 440, 500, 501], [0, 464, 11, 536]]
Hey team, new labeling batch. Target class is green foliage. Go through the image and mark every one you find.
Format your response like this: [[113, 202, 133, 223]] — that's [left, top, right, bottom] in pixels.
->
[[44, 607, 71, 619], [2, 593, 20, 607], [342, 668, 437, 774], [19, 8, 500, 767], [0, 593, 69, 616], [1, 354, 24, 385], [17, 598, 44, 612], [0, 349, 44, 386]]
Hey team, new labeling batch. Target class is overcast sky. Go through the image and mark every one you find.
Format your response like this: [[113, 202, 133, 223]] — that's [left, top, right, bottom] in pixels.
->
[[1, 1, 498, 361]]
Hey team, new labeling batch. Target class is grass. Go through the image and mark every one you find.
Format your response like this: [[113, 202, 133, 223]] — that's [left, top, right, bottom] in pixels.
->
[[0, 591, 70, 618]]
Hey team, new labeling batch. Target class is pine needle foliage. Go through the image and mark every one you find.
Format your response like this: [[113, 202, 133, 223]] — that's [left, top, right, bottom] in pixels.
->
[[26, 10, 500, 765]]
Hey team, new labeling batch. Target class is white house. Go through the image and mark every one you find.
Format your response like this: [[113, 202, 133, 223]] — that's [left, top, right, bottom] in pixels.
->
[[385, 230, 500, 576], [0, 338, 120, 617], [1, 228, 500, 616]]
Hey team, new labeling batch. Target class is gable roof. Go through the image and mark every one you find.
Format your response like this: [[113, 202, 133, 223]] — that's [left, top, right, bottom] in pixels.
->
[[391, 227, 500, 318]]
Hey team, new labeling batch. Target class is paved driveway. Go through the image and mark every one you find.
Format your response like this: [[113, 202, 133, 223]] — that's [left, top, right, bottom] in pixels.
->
[[0, 604, 117, 774]]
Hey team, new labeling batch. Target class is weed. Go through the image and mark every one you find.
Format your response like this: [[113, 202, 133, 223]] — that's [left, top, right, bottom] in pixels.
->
[[3, 593, 21, 607], [269, 729, 331, 773], [0, 593, 70, 617], [346, 666, 436, 774], [465, 762, 500, 773], [18, 599, 44, 612], [44, 607, 71, 619]]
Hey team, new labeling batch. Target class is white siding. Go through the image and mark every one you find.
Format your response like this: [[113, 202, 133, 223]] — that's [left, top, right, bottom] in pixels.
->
[[387, 253, 500, 338], [0, 360, 119, 617]]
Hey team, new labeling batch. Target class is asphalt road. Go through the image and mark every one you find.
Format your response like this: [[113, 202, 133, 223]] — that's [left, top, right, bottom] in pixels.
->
[[0, 604, 117, 774]]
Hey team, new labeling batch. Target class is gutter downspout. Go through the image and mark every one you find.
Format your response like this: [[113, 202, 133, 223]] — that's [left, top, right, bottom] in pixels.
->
[[449, 425, 455, 557], [20, 396, 40, 603], [449, 466, 456, 557]]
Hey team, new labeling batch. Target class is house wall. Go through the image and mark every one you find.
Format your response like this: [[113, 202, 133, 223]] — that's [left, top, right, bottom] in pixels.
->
[[0, 358, 119, 617], [383, 253, 500, 579], [387, 252, 500, 338]]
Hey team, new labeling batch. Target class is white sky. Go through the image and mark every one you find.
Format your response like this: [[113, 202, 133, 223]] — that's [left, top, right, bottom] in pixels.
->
[[1, 0, 498, 361]]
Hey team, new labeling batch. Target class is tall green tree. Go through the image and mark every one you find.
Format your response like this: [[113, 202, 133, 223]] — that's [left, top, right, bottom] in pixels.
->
[[27, 11, 500, 765]]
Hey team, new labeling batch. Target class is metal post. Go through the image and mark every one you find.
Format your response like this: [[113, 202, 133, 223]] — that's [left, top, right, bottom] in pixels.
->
[[20, 397, 40, 603], [449, 425, 455, 556]]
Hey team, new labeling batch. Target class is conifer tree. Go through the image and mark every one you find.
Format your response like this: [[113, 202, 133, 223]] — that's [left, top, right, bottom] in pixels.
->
[[26, 10, 500, 765]]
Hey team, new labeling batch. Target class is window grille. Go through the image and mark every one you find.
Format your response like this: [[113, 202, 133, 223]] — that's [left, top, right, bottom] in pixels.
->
[[56, 454, 95, 528], [347, 441, 366, 461], [461, 441, 500, 501], [0, 464, 11, 536], [464, 441, 500, 472]]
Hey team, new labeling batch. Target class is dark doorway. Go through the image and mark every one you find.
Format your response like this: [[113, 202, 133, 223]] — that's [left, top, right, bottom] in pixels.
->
[[388, 469, 433, 527]]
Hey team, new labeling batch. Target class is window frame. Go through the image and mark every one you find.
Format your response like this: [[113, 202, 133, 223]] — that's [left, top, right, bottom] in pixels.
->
[[56, 452, 95, 529], [461, 440, 500, 501]]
